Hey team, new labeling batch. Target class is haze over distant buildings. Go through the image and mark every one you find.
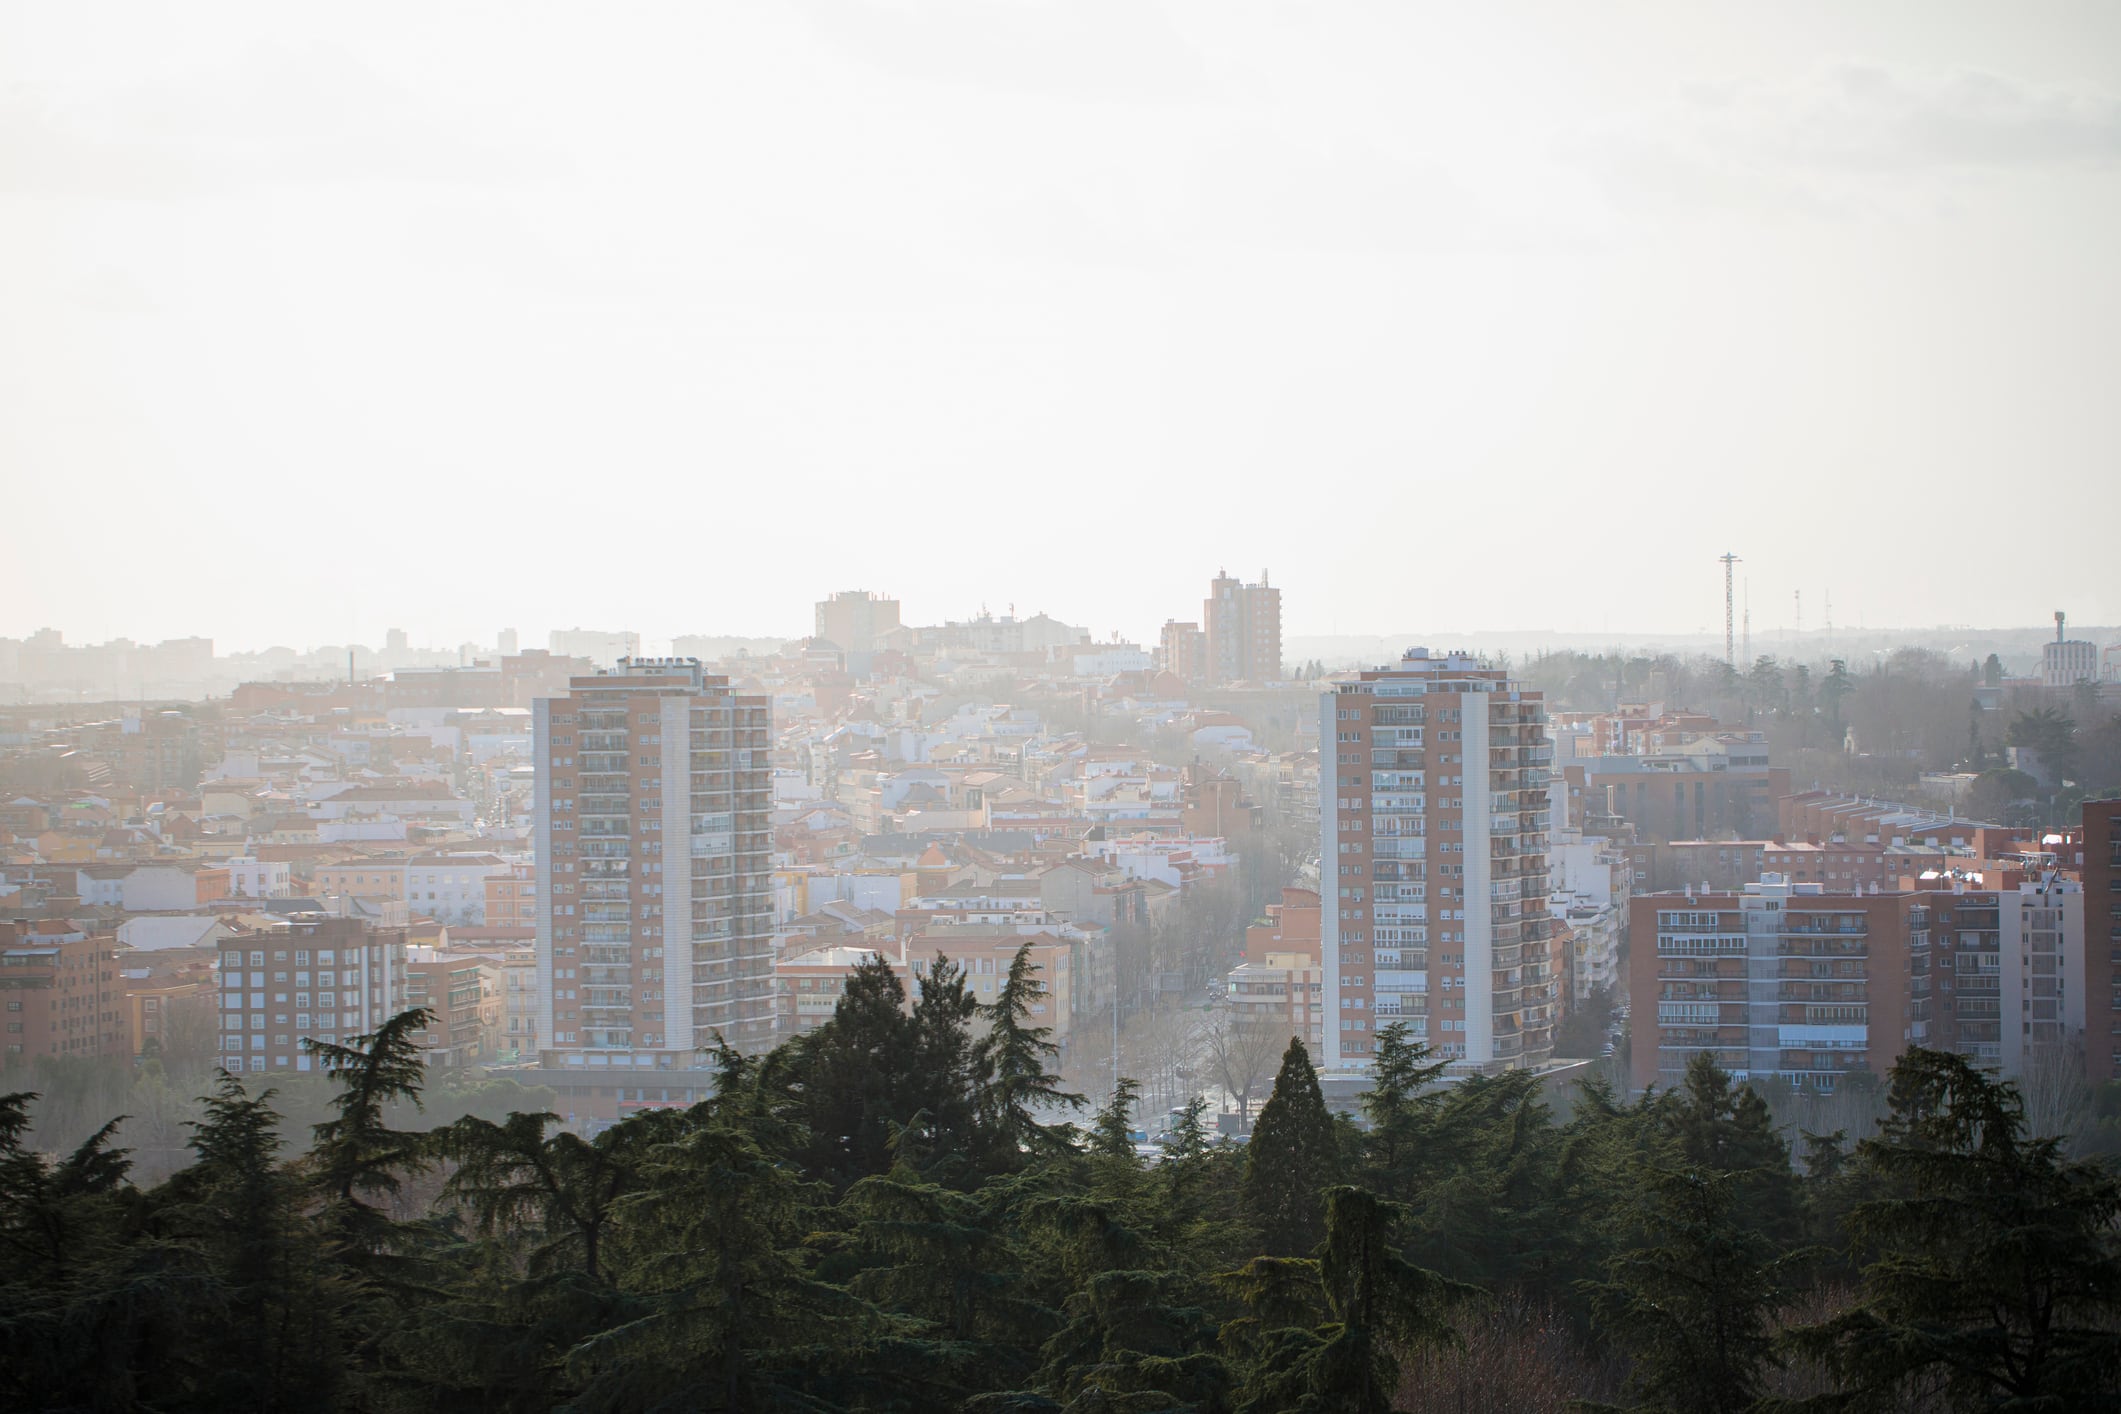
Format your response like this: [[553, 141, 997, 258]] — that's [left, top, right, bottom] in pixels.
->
[[4, 4, 2119, 645]]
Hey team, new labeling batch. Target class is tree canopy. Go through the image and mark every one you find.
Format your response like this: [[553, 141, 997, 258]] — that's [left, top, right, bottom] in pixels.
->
[[5, 1010, 2118, 1413]]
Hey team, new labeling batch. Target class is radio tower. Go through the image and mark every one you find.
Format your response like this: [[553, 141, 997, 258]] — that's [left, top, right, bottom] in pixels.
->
[[1718, 553, 1740, 667]]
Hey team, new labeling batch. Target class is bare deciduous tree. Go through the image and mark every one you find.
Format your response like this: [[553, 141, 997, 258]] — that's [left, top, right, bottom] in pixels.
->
[[1198, 1005, 1286, 1127], [1121, 1004, 1203, 1116]]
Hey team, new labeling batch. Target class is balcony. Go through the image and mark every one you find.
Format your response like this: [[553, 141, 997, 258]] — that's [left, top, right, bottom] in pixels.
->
[[1777, 940, 1867, 958], [1781, 920, 1868, 937]]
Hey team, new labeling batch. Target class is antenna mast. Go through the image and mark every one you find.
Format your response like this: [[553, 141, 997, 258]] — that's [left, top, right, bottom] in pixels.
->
[[1718, 553, 1740, 667]]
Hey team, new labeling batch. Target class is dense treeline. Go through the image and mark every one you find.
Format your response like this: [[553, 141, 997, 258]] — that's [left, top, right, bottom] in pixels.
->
[[6, 944, 2119, 1412], [1517, 646, 2121, 820]]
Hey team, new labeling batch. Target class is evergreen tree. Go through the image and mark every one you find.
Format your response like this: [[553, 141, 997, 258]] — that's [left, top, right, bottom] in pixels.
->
[[1794, 1048, 2121, 1409], [158, 1074, 345, 1411], [1036, 1266, 1231, 1413], [440, 1108, 644, 1283], [1588, 1166, 1792, 1414], [1403, 1069, 1572, 1300], [303, 1007, 437, 1267], [907, 952, 989, 1178], [788, 954, 920, 1189], [1658, 1052, 1799, 1242], [1243, 1038, 1339, 1257], [0, 1092, 182, 1411], [574, 1119, 869, 1411], [1358, 1021, 1446, 1200], [1159, 1094, 1221, 1234], [1088, 1076, 1144, 1161], [976, 943, 1086, 1162], [1225, 1186, 1469, 1414], [830, 1154, 1048, 1407], [1820, 659, 1853, 738]]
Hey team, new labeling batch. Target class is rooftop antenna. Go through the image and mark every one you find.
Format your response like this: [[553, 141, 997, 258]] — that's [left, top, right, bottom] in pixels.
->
[[1718, 553, 1740, 667]]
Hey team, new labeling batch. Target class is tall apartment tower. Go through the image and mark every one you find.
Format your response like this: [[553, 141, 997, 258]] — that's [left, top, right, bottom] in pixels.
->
[[2085, 799, 2121, 1081], [535, 659, 775, 1064], [1158, 620, 1207, 683], [1320, 649, 1557, 1070], [814, 591, 902, 675], [1204, 570, 1282, 684]]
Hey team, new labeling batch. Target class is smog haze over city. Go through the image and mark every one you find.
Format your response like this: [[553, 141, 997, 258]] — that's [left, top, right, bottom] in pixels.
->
[[5, 7, 2121, 1413], [5, 1, 2120, 653]]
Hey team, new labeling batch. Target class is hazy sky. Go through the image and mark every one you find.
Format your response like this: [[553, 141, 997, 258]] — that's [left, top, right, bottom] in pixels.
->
[[4, 2, 2118, 653]]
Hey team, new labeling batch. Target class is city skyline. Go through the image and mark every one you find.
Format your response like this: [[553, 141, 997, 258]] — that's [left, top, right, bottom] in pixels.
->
[[5, 603, 2117, 666], [7, 5, 2120, 1402], [6, 3, 2119, 647]]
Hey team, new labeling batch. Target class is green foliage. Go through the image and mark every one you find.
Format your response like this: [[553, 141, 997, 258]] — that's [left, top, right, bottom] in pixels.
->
[[1588, 1166, 1794, 1414], [1357, 1021, 1447, 1199], [784, 954, 923, 1189], [1791, 1048, 2121, 1410], [1222, 1186, 1471, 1414], [571, 1119, 867, 1412], [0, 1091, 183, 1411], [1090, 1076, 1145, 1161], [1658, 1053, 1801, 1243], [976, 943, 1087, 1162], [1243, 1038, 1339, 1257], [439, 1107, 648, 1282], [9, 1005, 2121, 1413], [303, 1007, 437, 1269]]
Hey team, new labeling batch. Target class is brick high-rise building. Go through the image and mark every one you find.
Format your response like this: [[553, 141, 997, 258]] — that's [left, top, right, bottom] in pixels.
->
[[814, 591, 901, 676], [1204, 570, 1282, 684], [1630, 872, 2085, 1093], [1320, 649, 1557, 1070], [535, 658, 775, 1065], [1632, 879, 1923, 1094], [406, 955, 502, 1068], [2082, 799, 2120, 1081], [1158, 620, 1207, 683], [1, 920, 131, 1068], [485, 862, 539, 930], [1917, 875, 2082, 1077], [214, 916, 410, 1075]]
